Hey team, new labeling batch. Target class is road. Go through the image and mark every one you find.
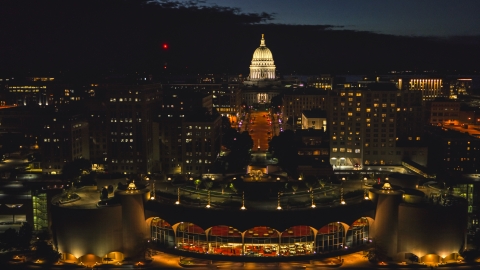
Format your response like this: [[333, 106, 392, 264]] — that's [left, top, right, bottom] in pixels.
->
[[244, 110, 273, 151]]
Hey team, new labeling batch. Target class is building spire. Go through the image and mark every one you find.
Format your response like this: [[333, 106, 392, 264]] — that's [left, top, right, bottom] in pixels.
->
[[260, 34, 265, 46]]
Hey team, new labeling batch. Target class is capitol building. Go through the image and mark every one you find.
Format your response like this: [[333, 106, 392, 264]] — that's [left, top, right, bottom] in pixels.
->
[[243, 34, 281, 88], [242, 34, 282, 108]]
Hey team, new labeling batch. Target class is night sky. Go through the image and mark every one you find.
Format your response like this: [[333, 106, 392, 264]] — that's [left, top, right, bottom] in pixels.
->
[[192, 0, 480, 36], [1, 0, 480, 76]]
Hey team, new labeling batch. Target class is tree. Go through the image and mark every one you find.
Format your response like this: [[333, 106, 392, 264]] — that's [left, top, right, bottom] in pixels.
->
[[203, 178, 213, 190], [220, 182, 228, 194], [61, 158, 92, 182], [222, 129, 253, 172], [304, 175, 317, 192], [33, 240, 61, 263], [100, 187, 109, 201], [229, 182, 238, 193], [173, 174, 187, 184], [0, 228, 18, 251], [291, 184, 298, 194], [363, 238, 389, 263], [318, 178, 326, 189], [268, 130, 298, 176], [17, 222, 33, 250], [194, 179, 202, 190], [32, 229, 60, 263]]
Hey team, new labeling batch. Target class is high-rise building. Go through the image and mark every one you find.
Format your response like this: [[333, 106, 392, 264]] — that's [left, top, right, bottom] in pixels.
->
[[425, 98, 461, 126], [105, 84, 161, 174], [328, 83, 425, 167], [282, 89, 329, 130], [182, 112, 222, 175], [41, 111, 89, 174]]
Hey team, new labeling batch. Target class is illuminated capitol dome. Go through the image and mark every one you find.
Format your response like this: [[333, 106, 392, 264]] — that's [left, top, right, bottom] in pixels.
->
[[244, 34, 280, 88], [249, 34, 276, 80]]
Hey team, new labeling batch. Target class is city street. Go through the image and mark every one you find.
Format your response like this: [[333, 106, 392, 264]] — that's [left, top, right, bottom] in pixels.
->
[[244, 110, 273, 151]]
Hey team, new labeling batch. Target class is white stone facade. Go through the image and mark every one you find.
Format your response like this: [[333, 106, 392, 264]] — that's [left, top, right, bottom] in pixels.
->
[[248, 34, 276, 80]]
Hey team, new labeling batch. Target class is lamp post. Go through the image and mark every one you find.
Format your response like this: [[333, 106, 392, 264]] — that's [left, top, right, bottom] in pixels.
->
[[340, 185, 346, 205], [277, 192, 282, 210], [150, 177, 156, 200], [311, 190, 316, 208], [175, 188, 180, 205], [362, 177, 369, 199], [240, 191, 246, 210], [206, 190, 211, 208]]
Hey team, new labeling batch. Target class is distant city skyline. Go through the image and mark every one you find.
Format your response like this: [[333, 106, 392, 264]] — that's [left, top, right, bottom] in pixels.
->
[[184, 0, 480, 36]]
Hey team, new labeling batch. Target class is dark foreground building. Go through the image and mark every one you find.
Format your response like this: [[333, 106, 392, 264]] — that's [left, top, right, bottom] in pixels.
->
[[51, 175, 466, 265]]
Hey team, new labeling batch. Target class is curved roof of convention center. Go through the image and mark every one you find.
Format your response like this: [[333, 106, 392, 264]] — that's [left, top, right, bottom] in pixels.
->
[[145, 199, 375, 232]]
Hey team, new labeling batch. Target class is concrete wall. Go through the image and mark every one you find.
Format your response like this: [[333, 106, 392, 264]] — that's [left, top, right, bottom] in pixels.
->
[[120, 193, 148, 258], [52, 204, 123, 258], [373, 193, 402, 257], [397, 203, 467, 260]]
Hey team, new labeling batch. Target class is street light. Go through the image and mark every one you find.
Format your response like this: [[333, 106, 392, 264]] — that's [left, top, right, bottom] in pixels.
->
[[240, 191, 246, 210], [206, 190, 211, 208], [311, 191, 316, 208], [150, 178, 156, 200], [175, 188, 180, 205], [340, 186, 346, 205], [277, 192, 282, 210]]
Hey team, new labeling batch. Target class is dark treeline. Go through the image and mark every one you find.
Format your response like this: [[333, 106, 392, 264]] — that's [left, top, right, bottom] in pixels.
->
[[1, 0, 479, 76]]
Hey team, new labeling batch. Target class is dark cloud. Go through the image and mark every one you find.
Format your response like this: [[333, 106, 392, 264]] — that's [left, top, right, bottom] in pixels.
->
[[1, 0, 478, 75]]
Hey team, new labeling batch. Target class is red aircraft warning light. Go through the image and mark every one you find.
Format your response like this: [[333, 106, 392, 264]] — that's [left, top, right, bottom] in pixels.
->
[[162, 43, 168, 49]]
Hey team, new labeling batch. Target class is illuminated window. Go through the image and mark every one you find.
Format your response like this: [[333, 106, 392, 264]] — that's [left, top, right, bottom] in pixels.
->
[[366, 108, 371, 112]]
